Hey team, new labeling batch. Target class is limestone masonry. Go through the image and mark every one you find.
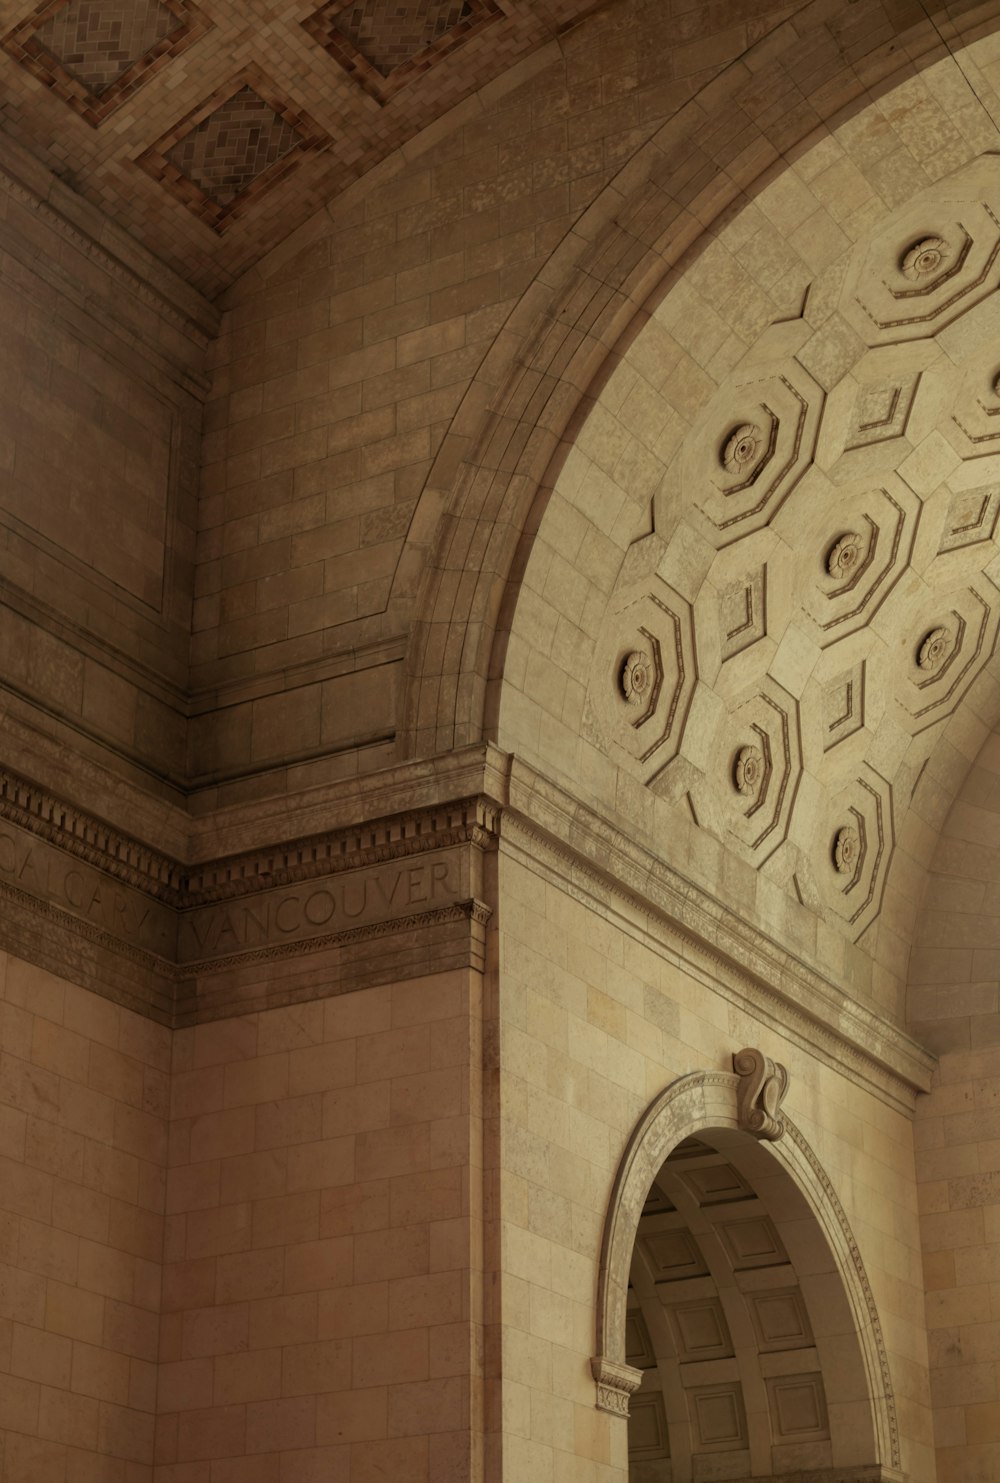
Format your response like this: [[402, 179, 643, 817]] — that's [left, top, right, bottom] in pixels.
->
[[2, 1, 1000, 1480]]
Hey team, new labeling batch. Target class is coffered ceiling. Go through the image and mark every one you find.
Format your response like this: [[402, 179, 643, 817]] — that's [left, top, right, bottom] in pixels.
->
[[0, 0, 603, 297]]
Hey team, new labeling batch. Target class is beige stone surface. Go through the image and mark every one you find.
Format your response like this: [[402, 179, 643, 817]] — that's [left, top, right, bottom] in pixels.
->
[[495, 846, 933, 1482], [9, 2, 1000, 1480], [0, 951, 170, 1479], [155, 968, 483, 1479]]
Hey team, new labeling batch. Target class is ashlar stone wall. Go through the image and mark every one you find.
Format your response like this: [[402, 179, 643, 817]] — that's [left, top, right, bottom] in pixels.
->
[[0, 141, 213, 793], [0, 951, 170, 1481], [157, 967, 483, 1481], [496, 842, 934, 1482], [911, 728, 1000, 1483], [0, 955, 485, 1481]]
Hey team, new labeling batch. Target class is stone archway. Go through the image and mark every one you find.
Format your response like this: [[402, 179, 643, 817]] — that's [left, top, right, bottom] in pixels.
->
[[594, 1064, 903, 1481]]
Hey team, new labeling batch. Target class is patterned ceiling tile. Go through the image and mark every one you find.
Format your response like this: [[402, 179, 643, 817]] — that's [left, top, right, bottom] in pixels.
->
[[0, 0, 601, 294], [165, 87, 301, 205], [38, 0, 179, 88], [303, 0, 503, 102], [137, 69, 328, 232], [328, 0, 474, 73], [2, 0, 210, 125]]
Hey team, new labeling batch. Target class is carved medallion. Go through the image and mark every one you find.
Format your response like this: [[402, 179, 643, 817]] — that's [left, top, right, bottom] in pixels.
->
[[917, 626, 951, 673], [833, 825, 859, 875], [733, 745, 763, 798], [900, 235, 950, 280], [826, 531, 864, 580], [621, 649, 653, 707], [721, 422, 762, 477]]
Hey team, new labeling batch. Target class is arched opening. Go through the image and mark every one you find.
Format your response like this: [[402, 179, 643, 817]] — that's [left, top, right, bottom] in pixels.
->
[[596, 1070, 901, 1482], [627, 1131, 876, 1480]]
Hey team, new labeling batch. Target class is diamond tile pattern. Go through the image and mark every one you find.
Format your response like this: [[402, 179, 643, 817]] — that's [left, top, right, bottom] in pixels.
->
[[2, 0, 208, 127], [332, 0, 472, 76], [36, 0, 180, 92], [165, 86, 302, 206], [0, 0, 600, 293], [302, 0, 501, 103]]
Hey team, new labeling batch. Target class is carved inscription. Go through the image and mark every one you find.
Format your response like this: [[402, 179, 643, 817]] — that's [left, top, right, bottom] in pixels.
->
[[178, 854, 459, 963], [0, 817, 464, 972], [0, 821, 176, 956]]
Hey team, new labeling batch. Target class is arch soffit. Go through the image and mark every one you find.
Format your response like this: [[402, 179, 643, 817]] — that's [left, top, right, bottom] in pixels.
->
[[399, 0, 1000, 760], [595, 1069, 902, 1475]]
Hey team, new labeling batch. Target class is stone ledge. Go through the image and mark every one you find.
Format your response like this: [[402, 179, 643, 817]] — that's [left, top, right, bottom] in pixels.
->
[[0, 745, 940, 1097]]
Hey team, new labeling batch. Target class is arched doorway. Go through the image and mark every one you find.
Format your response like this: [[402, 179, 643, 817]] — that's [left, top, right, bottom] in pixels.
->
[[595, 1067, 902, 1481]]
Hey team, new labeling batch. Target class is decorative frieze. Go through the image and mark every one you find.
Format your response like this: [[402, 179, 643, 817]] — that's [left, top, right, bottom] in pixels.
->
[[0, 766, 498, 1025]]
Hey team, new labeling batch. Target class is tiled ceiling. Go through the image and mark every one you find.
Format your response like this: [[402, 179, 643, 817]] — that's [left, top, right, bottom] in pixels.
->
[[0, 0, 605, 297]]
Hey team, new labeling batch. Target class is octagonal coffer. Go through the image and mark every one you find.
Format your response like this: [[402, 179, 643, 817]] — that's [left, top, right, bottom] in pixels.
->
[[587, 578, 697, 784], [796, 763, 895, 942], [676, 355, 824, 548], [787, 473, 921, 649], [841, 191, 1000, 347], [893, 573, 1000, 735], [714, 677, 802, 865]]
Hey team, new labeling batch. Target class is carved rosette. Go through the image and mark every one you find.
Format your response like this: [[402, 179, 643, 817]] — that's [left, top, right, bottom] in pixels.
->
[[588, 580, 696, 784], [900, 235, 951, 281], [797, 475, 918, 649], [815, 766, 893, 940], [834, 825, 860, 876], [721, 422, 763, 478], [707, 678, 800, 865], [917, 626, 951, 673], [621, 649, 653, 707], [897, 579, 1000, 735], [591, 1355, 643, 1417], [733, 745, 763, 798], [826, 531, 864, 581], [733, 1046, 788, 1141]]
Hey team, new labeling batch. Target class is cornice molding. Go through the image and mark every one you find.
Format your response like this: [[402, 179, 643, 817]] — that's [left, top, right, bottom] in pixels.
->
[[0, 764, 501, 904], [184, 796, 501, 904], [0, 762, 500, 1023], [173, 897, 492, 1026], [0, 747, 938, 1097], [0, 766, 185, 901]]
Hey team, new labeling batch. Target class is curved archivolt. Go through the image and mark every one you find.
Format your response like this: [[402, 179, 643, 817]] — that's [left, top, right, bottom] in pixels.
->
[[595, 1072, 899, 1480]]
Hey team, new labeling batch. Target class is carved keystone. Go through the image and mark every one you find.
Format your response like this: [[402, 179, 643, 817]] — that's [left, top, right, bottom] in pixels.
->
[[591, 1355, 643, 1416], [733, 1047, 788, 1141]]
